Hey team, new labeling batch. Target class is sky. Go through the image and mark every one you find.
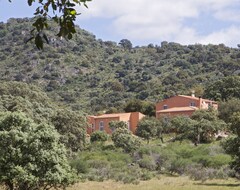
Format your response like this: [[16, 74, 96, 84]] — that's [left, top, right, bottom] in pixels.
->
[[1, 0, 240, 47]]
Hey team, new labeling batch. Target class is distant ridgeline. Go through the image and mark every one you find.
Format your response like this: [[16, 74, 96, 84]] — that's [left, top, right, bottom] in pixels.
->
[[1, 18, 240, 114]]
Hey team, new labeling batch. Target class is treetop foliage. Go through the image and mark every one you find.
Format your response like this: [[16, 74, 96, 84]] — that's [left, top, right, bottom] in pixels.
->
[[0, 111, 77, 190], [8, 0, 91, 49], [223, 112, 240, 175], [204, 76, 240, 101], [136, 117, 159, 143], [0, 81, 87, 152], [111, 121, 141, 153]]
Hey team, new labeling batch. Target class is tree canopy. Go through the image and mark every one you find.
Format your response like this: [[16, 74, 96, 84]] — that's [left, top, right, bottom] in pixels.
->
[[8, 0, 91, 49], [110, 121, 141, 153], [204, 76, 240, 101], [223, 112, 240, 176], [0, 112, 77, 190], [50, 109, 87, 152], [190, 110, 226, 145], [136, 117, 159, 143], [0, 81, 87, 152]]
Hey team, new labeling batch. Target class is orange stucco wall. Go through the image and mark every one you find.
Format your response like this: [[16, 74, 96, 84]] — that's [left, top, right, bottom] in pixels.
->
[[88, 116, 119, 134], [130, 112, 145, 133], [156, 110, 195, 118], [87, 112, 145, 134], [156, 96, 218, 118], [156, 96, 201, 111]]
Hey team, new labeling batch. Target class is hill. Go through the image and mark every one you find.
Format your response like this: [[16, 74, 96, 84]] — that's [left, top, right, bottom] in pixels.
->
[[1, 18, 240, 114]]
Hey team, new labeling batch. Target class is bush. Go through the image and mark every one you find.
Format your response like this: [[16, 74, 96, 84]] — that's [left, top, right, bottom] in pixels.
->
[[111, 121, 142, 153], [70, 159, 89, 174], [90, 131, 108, 143], [209, 154, 232, 168], [137, 146, 152, 157], [191, 155, 212, 167], [113, 165, 141, 184], [86, 160, 111, 181], [141, 169, 154, 180], [188, 167, 216, 182], [188, 166, 234, 182], [169, 158, 191, 175], [138, 155, 157, 171], [88, 159, 110, 169], [191, 154, 232, 168]]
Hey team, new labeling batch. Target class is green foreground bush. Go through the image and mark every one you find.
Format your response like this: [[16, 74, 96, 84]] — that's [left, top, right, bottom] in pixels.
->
[[70, 140, 233, 184]]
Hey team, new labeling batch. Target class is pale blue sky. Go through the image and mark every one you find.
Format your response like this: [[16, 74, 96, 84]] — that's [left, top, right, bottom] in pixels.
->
[[1, 0, 240, 47]]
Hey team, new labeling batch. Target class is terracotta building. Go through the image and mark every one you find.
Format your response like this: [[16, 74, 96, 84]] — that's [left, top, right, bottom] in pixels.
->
[[156, 94, 218, 118], [87, 112, 145, 134]]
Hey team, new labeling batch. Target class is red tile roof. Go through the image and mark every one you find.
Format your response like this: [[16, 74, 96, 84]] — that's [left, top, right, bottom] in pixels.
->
[[178, 95, 217, 103]]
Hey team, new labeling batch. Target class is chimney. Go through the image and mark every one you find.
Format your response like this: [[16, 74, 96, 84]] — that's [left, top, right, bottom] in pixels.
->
[[191, 90, 195, 97]]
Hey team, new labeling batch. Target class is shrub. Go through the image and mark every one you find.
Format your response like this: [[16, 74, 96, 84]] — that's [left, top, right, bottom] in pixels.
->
[[88, 159, 110, 169], [90, 131, 108, 143], [86, 160, 111, 181], [189, 167, 215, 182], [191, 154, 232, 168], [141, 169, 154, 180], [138, 155, 157, 171], [113, 165, 141, 184], [111, 121, 141, 153], [191, 155, 212, 167], [169, 158, 191, 175], [70, 159, 89, 174], [209, 154, 232, 168], [137, 146, 152, 157], [188, 166, 234, 182]]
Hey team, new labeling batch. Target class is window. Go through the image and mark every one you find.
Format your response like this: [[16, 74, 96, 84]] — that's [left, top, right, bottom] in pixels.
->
[[163, 105, 168, 109], [99, 121, 104, 131], [190, 102, 196, 106]]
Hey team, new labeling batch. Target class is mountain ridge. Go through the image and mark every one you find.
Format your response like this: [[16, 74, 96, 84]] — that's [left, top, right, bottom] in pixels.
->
[[1, 18, 240, 114]]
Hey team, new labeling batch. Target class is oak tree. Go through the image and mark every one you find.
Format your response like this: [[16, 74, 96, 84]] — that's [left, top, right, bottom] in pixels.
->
[[0, 112, 77, 190]]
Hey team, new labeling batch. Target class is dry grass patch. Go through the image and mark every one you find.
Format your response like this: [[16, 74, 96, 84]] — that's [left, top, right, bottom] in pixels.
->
[[67, 176, 239, 190]]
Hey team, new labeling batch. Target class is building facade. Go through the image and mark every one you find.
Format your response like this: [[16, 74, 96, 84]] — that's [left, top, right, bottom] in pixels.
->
[[156, 95, 218, 118], [87, 112, 145, 134]]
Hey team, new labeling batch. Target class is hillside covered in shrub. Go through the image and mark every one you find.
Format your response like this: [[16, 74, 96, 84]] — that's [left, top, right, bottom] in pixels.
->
[[1, 18, 240, 114]]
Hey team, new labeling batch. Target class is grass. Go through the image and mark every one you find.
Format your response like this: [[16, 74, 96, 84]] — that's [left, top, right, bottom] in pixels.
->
[[68, 176, 240, 190]]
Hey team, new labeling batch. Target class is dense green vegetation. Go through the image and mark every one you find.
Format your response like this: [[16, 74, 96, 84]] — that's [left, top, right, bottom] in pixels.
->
[[2, 18, 240, 114], [0, 112, 77, 190], [0, 81, 87, 153], [70, 140, 233, 184], [1, 18, 240, 188]]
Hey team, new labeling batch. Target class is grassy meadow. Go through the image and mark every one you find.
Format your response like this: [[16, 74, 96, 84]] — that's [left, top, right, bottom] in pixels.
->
[[68, 176, 240, 190]]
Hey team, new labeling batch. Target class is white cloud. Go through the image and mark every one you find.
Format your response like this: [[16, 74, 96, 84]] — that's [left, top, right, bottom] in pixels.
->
[[174, 26, 240, 47], [200, 26, 240, 46], [214, 9, 240, 22], [77, 0, 240, 47]]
